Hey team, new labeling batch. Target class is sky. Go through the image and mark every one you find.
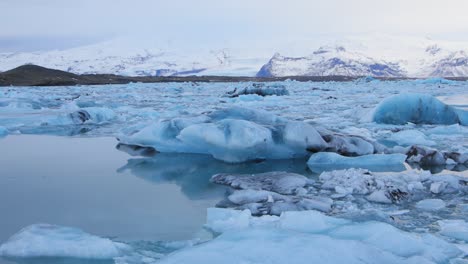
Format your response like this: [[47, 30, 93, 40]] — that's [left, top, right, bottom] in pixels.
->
[[1, 0, 468, 52]]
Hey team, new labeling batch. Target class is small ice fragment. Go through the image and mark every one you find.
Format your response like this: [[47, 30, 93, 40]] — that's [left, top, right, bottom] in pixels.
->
[[415, 199, 446, 211]]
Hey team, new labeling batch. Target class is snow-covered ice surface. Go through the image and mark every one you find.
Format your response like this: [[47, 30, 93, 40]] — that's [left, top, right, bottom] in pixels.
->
[[0, 79, 467, 263]]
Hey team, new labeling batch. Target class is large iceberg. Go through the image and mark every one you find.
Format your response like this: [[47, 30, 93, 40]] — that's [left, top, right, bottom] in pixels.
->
[[372, 93, 467, 125], [118, 106, 387, 163], [158, 208, 463, 264], [118, 107, 330, 163], [0, 224, 128, 259]]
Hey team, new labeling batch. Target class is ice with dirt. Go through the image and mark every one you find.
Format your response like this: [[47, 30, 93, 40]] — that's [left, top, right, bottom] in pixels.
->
[[159, 208, 464, 264], [0, 224, 128, 259]]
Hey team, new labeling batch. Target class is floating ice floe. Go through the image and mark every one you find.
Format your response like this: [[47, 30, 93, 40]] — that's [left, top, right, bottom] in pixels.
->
[[211, 169, 468, 217], [307, 152, 407, 173], [372, 93, 467, 125], [158, 208, 463, 264], [224, 83, 289, 97], [415, 199, 446, 211], [0, 224, 129, 259], [212, 172, 332, 215]]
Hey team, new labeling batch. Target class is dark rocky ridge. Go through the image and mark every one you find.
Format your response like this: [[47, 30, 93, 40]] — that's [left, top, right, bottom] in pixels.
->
[[1, 64, 467, 87]]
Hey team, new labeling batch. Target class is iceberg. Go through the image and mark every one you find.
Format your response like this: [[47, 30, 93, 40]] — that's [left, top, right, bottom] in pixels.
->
[[0, 224, 128, 259], [158, 208, 462, 264], [372, 93, 467, 125], [119, 107, 329, 163], [307, 152, 407, 173]]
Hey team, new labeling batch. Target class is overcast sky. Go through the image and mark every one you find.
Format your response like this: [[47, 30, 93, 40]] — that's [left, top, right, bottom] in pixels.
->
[[1, 0, 468, 52]]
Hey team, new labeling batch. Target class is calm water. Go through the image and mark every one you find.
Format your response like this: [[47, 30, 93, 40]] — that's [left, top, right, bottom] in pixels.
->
[[0, 135, 312, 245], [0, 135, 227, 244]]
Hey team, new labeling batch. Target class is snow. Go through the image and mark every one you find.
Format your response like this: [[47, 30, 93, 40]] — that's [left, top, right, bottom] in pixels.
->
[[373, 93, 467, 125], [2, 34, 468, 77], [307, 152, 407, 173], [158, 208, 463, 264], [0, 224, 128, 259]]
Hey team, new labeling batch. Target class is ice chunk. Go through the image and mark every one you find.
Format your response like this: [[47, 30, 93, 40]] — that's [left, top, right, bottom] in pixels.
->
[[0, 224, 127, 259], [438, 220, 468, 242], [228, 189, 287, 205], [279, 210, 349, 233], [283, 121, 327, 152], [322, 134, 375, 156], [307, 152, 406, 173], [415, 199, 446, 211], [225, 83, 289, 97], [389, 130, 436, 147], [211, 171, 310, 195], [73, 107, 116, 124], [367, 190, 393, 204], [372, 93, 466, 125], [430, 182, 448, 194], [205, 208, 251, 233], [0, 126, 8, 138]]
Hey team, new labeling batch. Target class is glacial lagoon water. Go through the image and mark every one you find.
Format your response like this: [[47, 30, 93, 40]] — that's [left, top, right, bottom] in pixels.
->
[[0, 135, 227, 244], [0, 135, 317, 264]]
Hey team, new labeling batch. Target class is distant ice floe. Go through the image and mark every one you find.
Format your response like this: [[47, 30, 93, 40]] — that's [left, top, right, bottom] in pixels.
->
[[224, 83, 289, 97], [158, 208, 464, 264], [0, 224, 128, 259], [372, 93, 467, 125]]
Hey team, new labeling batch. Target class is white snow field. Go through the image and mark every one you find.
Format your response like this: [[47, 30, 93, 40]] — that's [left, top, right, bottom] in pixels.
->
[[0, 78, 467, 263]]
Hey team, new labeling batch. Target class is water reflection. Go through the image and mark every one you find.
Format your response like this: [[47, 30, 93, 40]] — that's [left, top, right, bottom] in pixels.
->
[[117, 153, 312, 200]]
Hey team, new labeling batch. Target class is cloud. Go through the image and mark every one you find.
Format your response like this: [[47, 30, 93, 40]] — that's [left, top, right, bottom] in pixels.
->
[[1, 0, 468, 51]]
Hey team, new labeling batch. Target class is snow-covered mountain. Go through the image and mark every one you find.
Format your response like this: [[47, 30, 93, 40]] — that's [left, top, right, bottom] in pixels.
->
[[0, 39, 266, 77], [256, 46, 406, 77], [1, 35, 468, 77], [421, 50, 468, 77]]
